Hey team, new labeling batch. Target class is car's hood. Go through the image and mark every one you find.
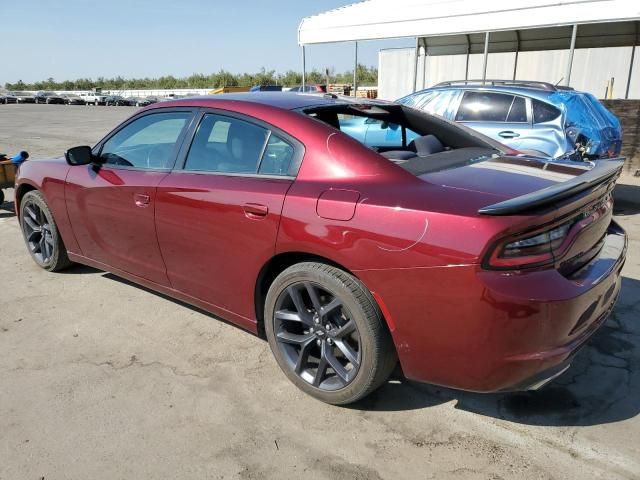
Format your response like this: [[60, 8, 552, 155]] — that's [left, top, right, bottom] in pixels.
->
[[419, 156, 590, 201]]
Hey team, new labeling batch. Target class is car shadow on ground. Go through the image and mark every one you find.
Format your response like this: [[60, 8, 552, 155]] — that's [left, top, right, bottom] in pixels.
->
[[353, 276, 640, 427], [0, 200, 16, 218], [90, 267, 639, 428]]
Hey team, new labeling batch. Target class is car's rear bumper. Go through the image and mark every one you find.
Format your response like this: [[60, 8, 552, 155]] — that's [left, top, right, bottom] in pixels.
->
[[358, 221, 627, 392]]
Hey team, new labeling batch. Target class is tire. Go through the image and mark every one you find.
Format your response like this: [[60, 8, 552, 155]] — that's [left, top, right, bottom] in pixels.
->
[[0, 189, 4, 204], [20, 190, 73, 272], [264, 262, 397, 405]]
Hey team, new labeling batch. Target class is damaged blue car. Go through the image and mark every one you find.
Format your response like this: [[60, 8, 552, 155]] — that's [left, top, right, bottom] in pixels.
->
[[396, 80, 622, 161]]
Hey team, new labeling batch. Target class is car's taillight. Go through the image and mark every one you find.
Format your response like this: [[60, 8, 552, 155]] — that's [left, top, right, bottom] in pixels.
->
[[485, 219, 575, 269]]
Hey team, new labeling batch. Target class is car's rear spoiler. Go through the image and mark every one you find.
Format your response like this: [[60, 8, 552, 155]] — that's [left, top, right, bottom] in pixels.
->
[[478, 158, 625, 216]]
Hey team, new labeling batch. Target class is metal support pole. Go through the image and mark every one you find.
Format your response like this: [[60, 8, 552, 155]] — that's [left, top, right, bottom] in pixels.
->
[[513, 30, 520, 80], [565, 24, 577, 86], [422, 51, 427, 89], [482, 32, 490, 83], [301, 46, 306, 88], [353, 41, 358, 96], [465, 35, 470, 80], [626, 44, 636, 99], [413, 37, 420, 92]]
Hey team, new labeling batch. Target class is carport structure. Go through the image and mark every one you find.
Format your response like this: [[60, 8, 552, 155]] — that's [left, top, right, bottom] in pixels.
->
[[298, 0, 640, 98]]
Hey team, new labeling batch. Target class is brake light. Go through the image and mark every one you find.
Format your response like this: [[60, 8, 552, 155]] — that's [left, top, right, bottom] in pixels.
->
[[486, 219, 575, 269], [484, 195, 612, 270]]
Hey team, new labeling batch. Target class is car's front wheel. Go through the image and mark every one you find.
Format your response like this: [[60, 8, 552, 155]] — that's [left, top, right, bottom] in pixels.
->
[[20, 191, 72, 272], [265, 262, 397, 405]]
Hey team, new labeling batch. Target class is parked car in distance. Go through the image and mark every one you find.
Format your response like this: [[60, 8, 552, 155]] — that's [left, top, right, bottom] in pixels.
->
[[397, 80, 622, 160], [35, 91, 66, 104], [128, 97, 151, 107], [105, 95, 132, 106], [288, 84, 327, 93], [12, 91, 36, 103], [60, 93, 86, 105], [14, 92, 626, 405], [0, 92, 17, 104], [78, 92, 108, 105]]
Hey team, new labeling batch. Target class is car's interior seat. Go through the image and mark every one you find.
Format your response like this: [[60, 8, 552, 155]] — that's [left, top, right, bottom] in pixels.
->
[[381, 134, 445, 161]]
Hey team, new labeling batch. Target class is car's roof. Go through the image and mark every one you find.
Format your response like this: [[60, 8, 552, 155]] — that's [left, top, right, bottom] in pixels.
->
[[162, 92, 389, 111]]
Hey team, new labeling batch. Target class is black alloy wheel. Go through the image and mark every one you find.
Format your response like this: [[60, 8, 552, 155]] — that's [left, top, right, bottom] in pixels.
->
[[20, 191, 72, 271], [265, 262, 397, 405], [273, 281, 362, 390]]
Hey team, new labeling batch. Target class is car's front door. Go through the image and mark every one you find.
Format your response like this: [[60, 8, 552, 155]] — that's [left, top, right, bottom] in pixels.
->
[[65, 109, 195, 285], [155, 111, 302, 321]]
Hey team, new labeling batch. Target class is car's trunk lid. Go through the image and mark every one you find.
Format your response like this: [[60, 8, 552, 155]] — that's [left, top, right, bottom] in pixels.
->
[[417, 155, 624, 274]]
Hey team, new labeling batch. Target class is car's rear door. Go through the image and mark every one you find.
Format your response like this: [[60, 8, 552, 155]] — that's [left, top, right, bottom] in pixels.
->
[[154, 110, 303, 322], [65, 108, 196, 285]]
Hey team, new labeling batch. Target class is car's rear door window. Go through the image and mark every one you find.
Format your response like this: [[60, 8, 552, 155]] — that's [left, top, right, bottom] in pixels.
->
[[532, 99, 561, 123], [506, 96, 528, 122], [455, 91, 514, 122], [184, 114, 270, 174], [99, 112, 191, 169]]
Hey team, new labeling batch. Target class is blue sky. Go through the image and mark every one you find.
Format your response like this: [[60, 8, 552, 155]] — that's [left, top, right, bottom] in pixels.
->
[[3, 0, 413, 84]]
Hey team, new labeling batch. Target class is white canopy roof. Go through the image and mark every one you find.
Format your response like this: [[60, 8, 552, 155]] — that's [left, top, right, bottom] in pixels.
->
[[298, 0, 640, 45]]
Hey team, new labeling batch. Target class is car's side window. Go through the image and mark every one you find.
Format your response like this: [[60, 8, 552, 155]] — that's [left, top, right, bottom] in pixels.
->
[[455, 91, 514, 122], [184, 114, 269, 174], [258, 134, 295, 175], [506, 96, 528, 123], [532, 99, 561, 123], [99, 112, 191, 169]]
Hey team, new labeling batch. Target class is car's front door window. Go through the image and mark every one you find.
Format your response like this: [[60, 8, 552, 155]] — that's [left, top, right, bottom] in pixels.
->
[[99, 112, 191, 169]]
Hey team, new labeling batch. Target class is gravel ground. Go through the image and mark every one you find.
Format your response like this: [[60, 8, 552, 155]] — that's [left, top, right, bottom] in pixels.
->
[[1, 104, 639, 480]]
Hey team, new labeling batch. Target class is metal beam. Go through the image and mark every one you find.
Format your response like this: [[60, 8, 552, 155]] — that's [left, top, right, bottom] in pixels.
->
[[353, 41, 358, 96], [565, 24, 578, 86], [513, 30, 520, 80], [465, 34, 470, 80], [482, 32, 490, 83], [413, 37, 420, 92], [626, 44, 636, 99], [626, 22, 638, 99], [301, 46, 306, 88]]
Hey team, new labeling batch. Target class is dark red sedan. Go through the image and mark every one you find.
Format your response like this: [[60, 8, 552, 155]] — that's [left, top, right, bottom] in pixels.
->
[[15, 93, 627, 404]]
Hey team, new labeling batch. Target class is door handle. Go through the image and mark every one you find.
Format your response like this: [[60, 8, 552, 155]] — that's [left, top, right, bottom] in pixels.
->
[[499, 130, 520, 139], [243, 203, 268, 219], [134, 193, 151, 207]]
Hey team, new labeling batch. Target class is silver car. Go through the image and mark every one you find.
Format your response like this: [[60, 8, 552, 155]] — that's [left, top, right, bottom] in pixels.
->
[[397, 80, 622, 160]]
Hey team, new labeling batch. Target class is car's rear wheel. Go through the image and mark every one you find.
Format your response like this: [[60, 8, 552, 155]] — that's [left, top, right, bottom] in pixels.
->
[[265, 262, 397, 405], [20, 191, 72, 272]]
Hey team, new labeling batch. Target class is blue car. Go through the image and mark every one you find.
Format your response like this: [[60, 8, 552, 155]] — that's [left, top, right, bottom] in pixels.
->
[[393, 80, 621, 160]]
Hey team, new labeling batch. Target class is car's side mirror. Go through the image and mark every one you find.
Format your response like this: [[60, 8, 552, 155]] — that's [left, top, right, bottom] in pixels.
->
[[65, 146, 94, 166]]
